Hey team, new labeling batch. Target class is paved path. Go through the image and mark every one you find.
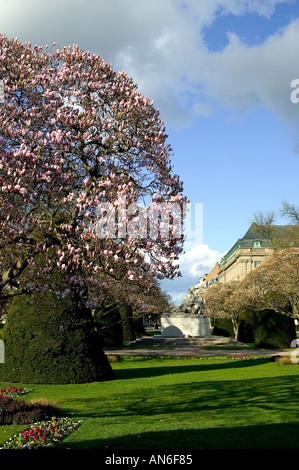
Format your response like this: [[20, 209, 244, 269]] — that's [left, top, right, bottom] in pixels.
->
[[105, 347, 291, 357], [105, 334, 293, 357], [104, 335, 294, 357]]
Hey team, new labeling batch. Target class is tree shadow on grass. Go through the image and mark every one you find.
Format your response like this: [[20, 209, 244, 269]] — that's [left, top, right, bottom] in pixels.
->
[[112, 358, 272, 380], [59, 422, 299, 450], [62, 374, 299, 424]]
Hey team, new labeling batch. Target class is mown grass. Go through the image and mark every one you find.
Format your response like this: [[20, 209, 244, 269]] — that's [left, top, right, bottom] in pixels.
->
[[107, 345, 175, 350], [0, 356, 298, 449]]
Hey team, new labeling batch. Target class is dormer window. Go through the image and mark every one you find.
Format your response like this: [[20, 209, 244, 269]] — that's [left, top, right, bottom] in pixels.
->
[[253, 240, 261, 248]]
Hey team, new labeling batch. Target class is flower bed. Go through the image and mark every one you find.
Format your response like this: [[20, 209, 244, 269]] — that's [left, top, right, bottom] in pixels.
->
[[118, 354, 272, 361], [0, 416, 82, 449], [0, 385, 31, 398]]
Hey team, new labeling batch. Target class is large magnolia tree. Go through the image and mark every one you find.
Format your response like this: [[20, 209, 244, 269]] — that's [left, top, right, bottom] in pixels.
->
[[0, 35, 186, 309]]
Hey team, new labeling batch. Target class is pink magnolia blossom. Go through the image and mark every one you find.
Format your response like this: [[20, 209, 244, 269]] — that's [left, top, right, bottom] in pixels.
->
[[0, 35, 186, 307]]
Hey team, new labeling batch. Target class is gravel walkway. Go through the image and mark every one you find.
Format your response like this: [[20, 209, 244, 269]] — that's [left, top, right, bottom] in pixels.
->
[[105, 334, 294, 357], [105, 347, 291, 357]]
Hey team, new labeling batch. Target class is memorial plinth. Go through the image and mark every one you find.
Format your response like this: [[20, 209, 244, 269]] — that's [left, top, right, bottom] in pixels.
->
[[161, 284, 210, 338], [161, 314, 210, 337]]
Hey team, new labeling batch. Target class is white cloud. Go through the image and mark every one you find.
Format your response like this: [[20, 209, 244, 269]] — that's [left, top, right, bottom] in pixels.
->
[[168, 291, 186, 306], [178, 244, 224, 280], [161, 244, 224, 305], [0, 0, 295, 130], [198, 20, 299, 119], [192, 102, 214, 117]]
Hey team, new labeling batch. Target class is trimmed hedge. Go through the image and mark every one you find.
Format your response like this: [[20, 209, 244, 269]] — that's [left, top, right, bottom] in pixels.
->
[[238, 309, 296, 349], [95, 303, 147, 346], [237, 311, 254, 343], [212, 318, 234, 337], [0, 293, 113, 384], [94, 303, 123, 348], [133, 316, 147, 338], [119, 304, 136, 342], [212, 309, 296, 349]]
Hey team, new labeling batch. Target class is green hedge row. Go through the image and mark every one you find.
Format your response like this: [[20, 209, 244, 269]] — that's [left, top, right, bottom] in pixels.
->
[[213, 309, 296, 349], [95, 303, 146, 347]]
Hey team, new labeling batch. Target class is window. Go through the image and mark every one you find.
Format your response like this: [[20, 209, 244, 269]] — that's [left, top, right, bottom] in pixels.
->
[[254, 261, 261, 268], [253, 240, 261, 248]]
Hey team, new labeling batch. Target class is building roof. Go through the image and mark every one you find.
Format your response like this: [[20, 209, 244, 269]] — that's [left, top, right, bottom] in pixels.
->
[[219, 223, 288, 267], [242, 223, 287, 240]]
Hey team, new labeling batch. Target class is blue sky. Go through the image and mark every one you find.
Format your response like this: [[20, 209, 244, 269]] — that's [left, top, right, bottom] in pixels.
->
[[1, 0, 299, 304]]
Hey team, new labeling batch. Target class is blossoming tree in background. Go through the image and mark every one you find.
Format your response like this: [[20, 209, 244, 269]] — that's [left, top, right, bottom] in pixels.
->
[[231, 248, 299, 320], [203, 248, 299, 343], [203, 281, 240, 339]]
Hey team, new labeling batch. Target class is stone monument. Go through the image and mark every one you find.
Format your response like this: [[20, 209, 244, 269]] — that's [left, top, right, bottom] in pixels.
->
[[161, 285, 210, 337]]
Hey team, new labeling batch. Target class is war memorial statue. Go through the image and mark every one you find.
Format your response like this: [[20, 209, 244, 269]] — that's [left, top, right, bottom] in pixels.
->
[[161, 285, 210, 337]]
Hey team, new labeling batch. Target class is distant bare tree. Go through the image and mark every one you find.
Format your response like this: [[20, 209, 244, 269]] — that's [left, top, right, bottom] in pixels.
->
[[253, 202, 299, 249], [280, 201, 299, 223]]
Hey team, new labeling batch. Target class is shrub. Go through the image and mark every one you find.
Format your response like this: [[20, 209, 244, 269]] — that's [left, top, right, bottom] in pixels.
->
[[237, 309, 296, 349], [0, 293, 113, 384], [212, 318, 234, 337], [106, 354, 120, 363], [133, 316, 147, 338], [0, 397, 60, 425], [238, 309, 255, 343], [119, 304, 136, 342], [94, 303, 123, 348], [272, 355, 298, 365], [94, 303, 146, 346]]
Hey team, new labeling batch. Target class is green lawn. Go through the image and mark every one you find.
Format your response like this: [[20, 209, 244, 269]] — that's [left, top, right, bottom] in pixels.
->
[[0, 356, 298, 449]]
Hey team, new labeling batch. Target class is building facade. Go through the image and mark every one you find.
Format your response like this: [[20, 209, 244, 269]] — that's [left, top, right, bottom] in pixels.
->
[[216, 223, 275, 283]]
